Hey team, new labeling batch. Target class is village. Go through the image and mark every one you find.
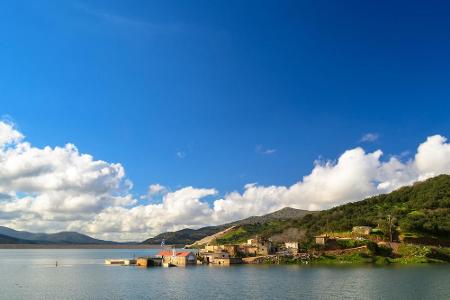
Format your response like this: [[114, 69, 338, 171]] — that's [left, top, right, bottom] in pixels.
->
[[105, 225, 391, 267]]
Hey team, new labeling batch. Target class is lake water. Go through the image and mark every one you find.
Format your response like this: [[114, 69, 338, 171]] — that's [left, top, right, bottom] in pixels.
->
[[0, 249, 449, 299]]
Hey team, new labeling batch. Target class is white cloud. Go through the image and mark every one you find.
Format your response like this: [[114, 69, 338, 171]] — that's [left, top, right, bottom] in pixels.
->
[[83, 187, 217, 241], [360, 133, 379, 142], [1, 120, 450, 242], [256, 145, 277, 155], [140, 184, 168, 200], [0, 121, 135, 234], [415, 135, 450, 177], [0, 121, 23, 147], [149, 184, 166, 195]]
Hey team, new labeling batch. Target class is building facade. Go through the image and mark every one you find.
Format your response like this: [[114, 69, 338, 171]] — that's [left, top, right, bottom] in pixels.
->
[[157, 251, 197, 266]]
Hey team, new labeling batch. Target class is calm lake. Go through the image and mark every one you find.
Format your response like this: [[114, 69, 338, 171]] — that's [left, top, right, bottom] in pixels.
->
[[0, 249, 449, 299]]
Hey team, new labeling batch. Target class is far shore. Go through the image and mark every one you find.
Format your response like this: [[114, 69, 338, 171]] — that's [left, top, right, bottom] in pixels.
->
[[0, 244, 178, 249]]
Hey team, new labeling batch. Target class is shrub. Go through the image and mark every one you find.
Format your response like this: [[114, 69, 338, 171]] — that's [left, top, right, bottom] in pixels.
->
[[376, 245, 393, 257]]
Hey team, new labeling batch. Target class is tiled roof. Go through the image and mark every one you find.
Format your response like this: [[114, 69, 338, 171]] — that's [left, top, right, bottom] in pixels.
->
[[157, 251, 193, 257]]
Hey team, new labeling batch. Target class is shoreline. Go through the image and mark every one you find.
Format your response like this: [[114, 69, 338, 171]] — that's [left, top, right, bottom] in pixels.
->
[[0, 244, 167, 249]]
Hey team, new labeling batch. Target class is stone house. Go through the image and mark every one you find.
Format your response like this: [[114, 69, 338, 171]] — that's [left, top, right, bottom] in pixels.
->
[[204, 245, 222, 253], [222, 244, 239, 256], [202, 252, 229, 264], [202, 244, 239, 257], [244, 237, 272, 256], [285, 241, 299, 255]]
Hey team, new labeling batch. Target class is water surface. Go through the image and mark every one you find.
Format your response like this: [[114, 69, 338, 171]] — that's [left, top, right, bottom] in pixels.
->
[[0, 249, 449, 299]]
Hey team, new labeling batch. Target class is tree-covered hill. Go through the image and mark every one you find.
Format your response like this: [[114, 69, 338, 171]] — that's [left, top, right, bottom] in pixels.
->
[[215, 175, 450, 245]]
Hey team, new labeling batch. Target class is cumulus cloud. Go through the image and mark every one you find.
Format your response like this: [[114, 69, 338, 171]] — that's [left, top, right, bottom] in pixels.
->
[[83, 187, 217, 241], [415, 135, 450, 177], [1, 120, 450, 241], [0, 121, 134, 234], [360, 132, 379, 142]]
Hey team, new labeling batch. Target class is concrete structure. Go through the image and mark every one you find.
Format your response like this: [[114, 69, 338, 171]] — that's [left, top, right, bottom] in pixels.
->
[[157, 251, 197, 266], [240, 245, 258, 256], [136, 257, 162, 267], [204, 245, 222, 253], [241, 237, 272, 256], [202, 252, 229, 264], [315, 235, 329, 245], [285, 241, 299, 255], [247, 238, 257, 245], [105, 259, 136, 266], [201, 244, 240, 257], [221, 245, 239, 256], [213, 257, 243, 265], [352, 226, 372, 235], [202, 244, 237, 254], [200, 237, 272, 260], [255, 237, 272, 255]]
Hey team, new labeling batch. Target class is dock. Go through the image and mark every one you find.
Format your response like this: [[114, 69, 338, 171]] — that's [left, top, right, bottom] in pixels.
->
[[104, 259, 137, 266]]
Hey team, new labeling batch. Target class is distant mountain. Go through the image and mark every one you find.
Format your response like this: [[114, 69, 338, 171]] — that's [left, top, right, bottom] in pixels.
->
[[0, 227, 115, 244], [142, 207, 313, 245], [0, 233, 36, 244]]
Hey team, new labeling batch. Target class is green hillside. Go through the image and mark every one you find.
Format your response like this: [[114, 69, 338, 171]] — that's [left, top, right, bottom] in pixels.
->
[[215, 175, 450, 245]]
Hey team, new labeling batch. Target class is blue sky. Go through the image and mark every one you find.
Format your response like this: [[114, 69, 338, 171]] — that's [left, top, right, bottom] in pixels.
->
[[1, 0, 450, 205]]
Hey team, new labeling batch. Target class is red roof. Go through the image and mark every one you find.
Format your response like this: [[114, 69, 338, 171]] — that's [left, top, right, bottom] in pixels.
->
[[157, 251, 193, 257]]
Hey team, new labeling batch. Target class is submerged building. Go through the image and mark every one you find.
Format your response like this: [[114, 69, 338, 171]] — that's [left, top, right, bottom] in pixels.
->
[[156, 250, 197, 266]]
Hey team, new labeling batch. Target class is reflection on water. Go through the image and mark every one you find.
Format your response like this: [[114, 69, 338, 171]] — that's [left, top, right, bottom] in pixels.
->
[[0, 249, 449, 300]]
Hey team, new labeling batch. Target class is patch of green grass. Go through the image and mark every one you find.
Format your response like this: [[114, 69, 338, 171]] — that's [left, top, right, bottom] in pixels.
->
[[397, 244, 432, 257], [311, 253, 374, 264], [214, 227, 248, 244], [390, 244, 450, 264], [388, 256, 431, 264]]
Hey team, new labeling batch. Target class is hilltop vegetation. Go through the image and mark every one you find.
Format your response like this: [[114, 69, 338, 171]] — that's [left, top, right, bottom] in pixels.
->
[[215, 175, 450, 245]]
